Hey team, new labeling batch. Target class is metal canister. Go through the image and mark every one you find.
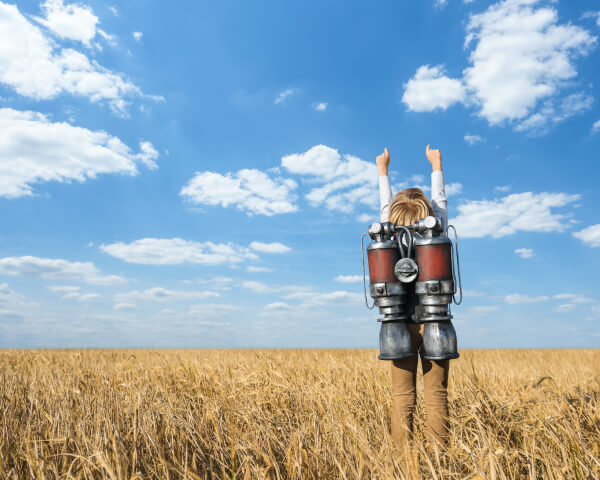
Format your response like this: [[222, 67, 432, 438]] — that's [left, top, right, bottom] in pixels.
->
[[413, 234, 458, 360]]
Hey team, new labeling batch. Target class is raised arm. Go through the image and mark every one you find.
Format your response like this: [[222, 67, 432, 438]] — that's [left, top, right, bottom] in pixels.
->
[[377, 148, 393, 222], [426, 144, 448, 233]]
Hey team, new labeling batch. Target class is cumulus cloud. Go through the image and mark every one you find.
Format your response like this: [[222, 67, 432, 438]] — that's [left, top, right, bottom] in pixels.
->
[[402, 65, 467, 112], [180, 169, 298, 216], [314, 102, 327, 111], [0, 256, 126, 285], [515, 247, 534, 258], [573, 224, 600, 247], [34, 0, 99, 45], [249, 242, 291, 254], [181, 144, 449, 218], [133, 31, 143, 41], [464, 133, 485, 145], [592, 119, 600, 134], [0, 108, 157, 198], [0, 2, 157, 113], [281, 145, 379, 213], [115, 287, 219, 303], [504, 294, 549, 304], [100, 238, 259, 265], [403, 0, 597, 133], [494, 185, 511, 193], [450, 191, 580, 238], [464, 0, 596, 127]]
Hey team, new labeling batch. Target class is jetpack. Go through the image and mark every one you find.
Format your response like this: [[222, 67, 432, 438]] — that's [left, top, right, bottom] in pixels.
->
[[361, 216, 463, 361]]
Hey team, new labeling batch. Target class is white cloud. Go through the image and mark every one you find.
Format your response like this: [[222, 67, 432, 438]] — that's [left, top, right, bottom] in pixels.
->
[[297, 290, 363, 307], [100, 238, 258, 265], [34, 0, 99, 45], [515, 92, 593, 135], [357, 213, 373, 223], [494, 185, 511, 193], [0, 283, 28, 307], [553, 294, 595, 304], [334, 275, 362, 283], [274, 88, 298, 105], [463, 305, 500, 316], [461, 289, 486, 297], [504, 294, 549, 304], [114, 302, 139, 310], [450, 191, 580, 238], [0, 108, 158, 198], [464, 133, 485, 145], [581, 11, 600, 28], [249, 242, 291, 254], [314, 102, 327, 111], [592, 119, 600, 134], [133, 31, 143, 41], [241, 280, 273, 294], [180, 169, 298, 216], [115, 287, 220, 303], [573, 224, 600, 247], [404, 0, 597, 133], [435, 0, 448, 8], [515, 247, 534, 258], [555, 303, 576, 312], [402, 65, 466, 112], [0, 256, 126, 285], [0, 2, 154, 113], [264, 302, 292, 311], [181, 143, 454, 218], [47, 285, 99, 301], [281, 145, 379, 214], [47, 285, 79, 293], [445, 182, 463, 197], [464, 0, 596, 126], [109, 6, 118, 17], [246, 266, 273, 273]]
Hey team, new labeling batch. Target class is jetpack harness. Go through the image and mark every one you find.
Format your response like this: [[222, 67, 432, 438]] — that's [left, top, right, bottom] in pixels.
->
[[361, 216, 463, 361]]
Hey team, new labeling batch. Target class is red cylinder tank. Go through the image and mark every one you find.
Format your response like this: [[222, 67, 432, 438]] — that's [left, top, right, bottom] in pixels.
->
[[367, 243, 401, 284], [414, 241, 452, 282]]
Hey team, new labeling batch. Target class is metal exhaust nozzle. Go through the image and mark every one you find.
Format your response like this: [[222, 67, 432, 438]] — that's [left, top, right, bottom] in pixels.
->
[[378, 320, 414, 360], [422, 321, 459, 360]]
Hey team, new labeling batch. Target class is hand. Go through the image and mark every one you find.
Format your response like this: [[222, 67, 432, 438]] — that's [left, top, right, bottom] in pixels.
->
[[426, 144, 442, 171], [376, 147, 390, 176]]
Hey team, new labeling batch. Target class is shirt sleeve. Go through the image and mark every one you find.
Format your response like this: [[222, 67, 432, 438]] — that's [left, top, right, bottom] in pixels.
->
[[431, 170, 448, 233], [379, 176, 393, 222]]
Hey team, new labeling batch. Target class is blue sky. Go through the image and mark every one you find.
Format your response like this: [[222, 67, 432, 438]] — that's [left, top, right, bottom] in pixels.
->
[[1, 0, 599, 348]]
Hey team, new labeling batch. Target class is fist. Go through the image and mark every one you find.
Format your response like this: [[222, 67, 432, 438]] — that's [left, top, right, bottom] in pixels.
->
[[376, 147, 390, 173], [426, 144, 442, 170]]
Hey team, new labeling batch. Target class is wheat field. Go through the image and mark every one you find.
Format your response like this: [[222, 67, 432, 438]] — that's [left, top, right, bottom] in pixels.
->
[[0, 349, 599, 479]]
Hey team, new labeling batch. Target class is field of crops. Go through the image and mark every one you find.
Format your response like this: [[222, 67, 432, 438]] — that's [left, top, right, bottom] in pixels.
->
[[1, 349, 599, 479]]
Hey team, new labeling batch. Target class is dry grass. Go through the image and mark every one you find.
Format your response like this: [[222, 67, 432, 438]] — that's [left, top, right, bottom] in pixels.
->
[[0, 349, 599, 479]]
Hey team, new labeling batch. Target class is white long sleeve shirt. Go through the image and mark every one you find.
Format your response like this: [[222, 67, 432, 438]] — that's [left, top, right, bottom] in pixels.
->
[[379, 170, 448, 232]]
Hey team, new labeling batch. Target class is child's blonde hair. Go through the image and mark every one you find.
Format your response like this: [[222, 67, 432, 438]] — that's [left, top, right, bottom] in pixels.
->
[[388, 188, 434, 226]]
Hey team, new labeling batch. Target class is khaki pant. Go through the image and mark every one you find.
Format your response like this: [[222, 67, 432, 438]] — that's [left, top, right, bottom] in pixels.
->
[[390, 323, 450, 446]]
